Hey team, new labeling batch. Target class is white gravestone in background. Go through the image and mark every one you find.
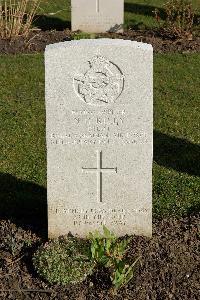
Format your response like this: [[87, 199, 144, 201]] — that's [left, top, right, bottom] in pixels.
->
[[45, 39, 153, 238], [71, 0, 124, 33]]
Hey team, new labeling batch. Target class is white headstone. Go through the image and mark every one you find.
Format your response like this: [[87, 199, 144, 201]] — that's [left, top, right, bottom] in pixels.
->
[[45, 39, 153, 238], [71, 0, 124, 33]]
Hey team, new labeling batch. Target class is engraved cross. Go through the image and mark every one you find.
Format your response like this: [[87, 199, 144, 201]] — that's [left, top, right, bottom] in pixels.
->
[[96, 0, 100, 13], [82, 150, 117, 203]]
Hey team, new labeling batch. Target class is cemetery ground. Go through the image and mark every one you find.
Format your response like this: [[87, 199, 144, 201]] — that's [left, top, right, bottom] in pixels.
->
[[0, 0, 200, 53], [0, 53, 200, 298], [0, 1, 200, 299]]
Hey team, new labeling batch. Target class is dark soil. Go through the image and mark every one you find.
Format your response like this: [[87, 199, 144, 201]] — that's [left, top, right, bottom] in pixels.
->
[[0, 215, 199, 300], [0, 29, 200, 54]]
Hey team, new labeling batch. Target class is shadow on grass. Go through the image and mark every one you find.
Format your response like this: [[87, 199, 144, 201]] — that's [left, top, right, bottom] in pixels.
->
[[154, 131, 200, 177], [0, 132, 199, 234], [0, 173, 47, 237], [125, 3, 166, 19], [125, 3, 200, 25], [33, 15, 71, 31]]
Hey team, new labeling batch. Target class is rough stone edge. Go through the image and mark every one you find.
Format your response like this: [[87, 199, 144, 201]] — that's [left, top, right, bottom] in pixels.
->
[[45, 38, 153, 52]]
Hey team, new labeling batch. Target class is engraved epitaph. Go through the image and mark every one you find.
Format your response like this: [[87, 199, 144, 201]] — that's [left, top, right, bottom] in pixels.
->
[[45, 39, 153, 238], [72, 0, 124, 33]]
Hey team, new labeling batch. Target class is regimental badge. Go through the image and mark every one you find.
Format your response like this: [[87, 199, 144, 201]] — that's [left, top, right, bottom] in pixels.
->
[[74, 56, 124, 106]]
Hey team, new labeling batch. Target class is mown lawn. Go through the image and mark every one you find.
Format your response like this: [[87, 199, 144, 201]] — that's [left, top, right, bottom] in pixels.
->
[[36, 0, 200, 30], [0, 53, 199, 227]]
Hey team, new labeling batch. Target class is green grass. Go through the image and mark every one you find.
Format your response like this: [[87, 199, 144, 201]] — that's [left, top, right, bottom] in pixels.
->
[[0, 55, 45, 185], [0, 54, 46, 229], [124, 0, 200, 29], [153, 54, 200, 217], [0, 53, 199, 228], [36, 0, 200, 30]]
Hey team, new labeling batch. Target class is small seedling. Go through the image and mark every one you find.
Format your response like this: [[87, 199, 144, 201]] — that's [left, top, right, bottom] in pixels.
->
[[88, 226, 140, 290]]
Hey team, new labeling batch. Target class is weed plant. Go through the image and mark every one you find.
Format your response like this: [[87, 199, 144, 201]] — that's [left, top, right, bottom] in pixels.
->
[[89, 226, 140, 291], [0, 0, 40, 39], [154, 0, 195, 39]]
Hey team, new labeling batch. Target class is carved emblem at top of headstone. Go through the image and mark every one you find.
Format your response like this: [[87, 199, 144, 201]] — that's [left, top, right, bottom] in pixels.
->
[[73, 55, 124, 106]]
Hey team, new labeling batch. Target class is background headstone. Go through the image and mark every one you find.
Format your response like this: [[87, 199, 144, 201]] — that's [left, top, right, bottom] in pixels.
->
[[45, 39, 153, 238], [71, 0, 124, 33]]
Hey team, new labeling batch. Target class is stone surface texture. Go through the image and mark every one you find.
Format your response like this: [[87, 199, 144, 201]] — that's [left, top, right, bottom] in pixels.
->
[[45, 39, 153, 238], [71, 0, 124, 33]]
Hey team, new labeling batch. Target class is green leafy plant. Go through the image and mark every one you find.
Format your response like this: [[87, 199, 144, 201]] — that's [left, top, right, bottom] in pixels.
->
[[111, 258, 140, 290], [33, 236, 95, 285], [33, 227, 139, 289], [88, 226, 140, 291], [72, 32, 97, 40], [154, 0, 195, 39]]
